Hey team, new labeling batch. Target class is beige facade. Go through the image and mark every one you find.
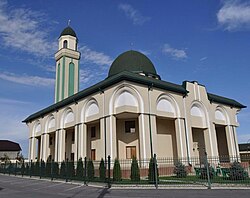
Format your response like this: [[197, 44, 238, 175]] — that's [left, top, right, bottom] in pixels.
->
[[24, 27, 245, 163], [26, 79, 242, 162]]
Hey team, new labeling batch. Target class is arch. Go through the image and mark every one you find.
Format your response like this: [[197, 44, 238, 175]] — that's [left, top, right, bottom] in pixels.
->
[[190, 101, 208, 127], [68, 62, 75, 96], [63, 40, 68, 48], [215, 106, 230, 124], [33, 121, 41, 136], [215, 110, 226, 121], [46, 115, 55, 132], [109, 84, 143, 114], [114, 90, 138, 108], [191, 106, 203, 117], [156, 94, 180, 117], [85, 100, 99, 117], [61, 108, 74, 128]]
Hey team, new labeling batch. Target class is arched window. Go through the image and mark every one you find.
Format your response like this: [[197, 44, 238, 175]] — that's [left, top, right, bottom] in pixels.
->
[[63, 40, 68, 48]]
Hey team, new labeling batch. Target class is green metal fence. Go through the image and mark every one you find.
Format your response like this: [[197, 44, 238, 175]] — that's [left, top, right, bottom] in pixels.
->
[[0, 154, 249, 189]]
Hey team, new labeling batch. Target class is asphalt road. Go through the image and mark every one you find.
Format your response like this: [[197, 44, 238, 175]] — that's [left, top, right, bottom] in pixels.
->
[[0, 174, 250, 198]]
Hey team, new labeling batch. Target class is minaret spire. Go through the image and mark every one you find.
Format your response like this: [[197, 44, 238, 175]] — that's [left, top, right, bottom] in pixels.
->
[[68, 19, 71, 26]]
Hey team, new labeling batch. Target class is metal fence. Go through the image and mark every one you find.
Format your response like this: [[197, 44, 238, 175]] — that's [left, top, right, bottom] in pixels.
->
[[0, 154, 250, 189]]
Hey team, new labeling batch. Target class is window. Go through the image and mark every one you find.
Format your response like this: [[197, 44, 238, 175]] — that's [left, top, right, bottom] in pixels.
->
[[91, 126, 96, 138], [72, 132, 75, 142], [49, 137, 53, 145], [63, 40, 68, 48], [70, 153, 74, 162], [125, 121, 135, 133], [91, 149, 96, 160], [126, 146, 136, 159]]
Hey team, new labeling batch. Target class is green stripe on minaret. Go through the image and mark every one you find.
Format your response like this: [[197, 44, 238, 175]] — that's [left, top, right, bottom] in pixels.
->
[[56, 63, 60, 102], [68, 62, 75, 96], [62, 56, 65, 99]]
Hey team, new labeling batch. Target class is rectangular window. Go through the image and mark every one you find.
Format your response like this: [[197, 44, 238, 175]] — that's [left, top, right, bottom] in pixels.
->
[[126, 146, 136, 159], [91, 126, 96, 138], [125, 121, 135, 133], [70, 153, 74, 162], [72, 132, 75, 142], [49, 137, 53, 145], [91, 149, 96, 161]]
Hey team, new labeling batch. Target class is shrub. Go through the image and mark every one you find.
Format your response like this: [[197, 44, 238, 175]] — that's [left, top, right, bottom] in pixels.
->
[[99, 158, 106, 181], [113, 158, 121, 182], [76, 158, 84, 179], [174, 161, 187, 178], [21, 161, 25, 176], [25, 163, 29, 175], [34, 160, 40, 176], [67, 161, 75, 179], [30, 162, 35, 176], [130, 157, 140, 182], [229, 161, 248, 180], [41, 160, 46, 176], [60, 161, 66, 178], [200, 163, 214, 180], [148, 157, 159, 183], [87, 159, 94, 181], [53, 161, 59, 177], [45, 156, 52, 177]]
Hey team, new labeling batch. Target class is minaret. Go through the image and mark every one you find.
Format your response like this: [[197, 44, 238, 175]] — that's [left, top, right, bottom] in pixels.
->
[[54, 24, 80, 103]]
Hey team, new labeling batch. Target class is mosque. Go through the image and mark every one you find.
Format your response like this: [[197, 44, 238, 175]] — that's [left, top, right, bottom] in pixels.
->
[[23, 26, 246, 162]]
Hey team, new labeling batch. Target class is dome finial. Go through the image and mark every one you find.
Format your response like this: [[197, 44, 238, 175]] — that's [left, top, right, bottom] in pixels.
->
[[68, 19, 71, 26]]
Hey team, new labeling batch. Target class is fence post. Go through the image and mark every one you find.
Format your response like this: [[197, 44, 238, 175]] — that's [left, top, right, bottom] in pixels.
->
[[107, 155, 111, 188], [153, 154, 158, 189], [40, 159, 42, 179], [4, 162, 6, 174], [66, 158, 69, 182], [205, 152, 211, 189], [51, 160, 54, 181], [29, 160, 32, 177], [84, 157, 87, 185], [15, 161, 17, 176]]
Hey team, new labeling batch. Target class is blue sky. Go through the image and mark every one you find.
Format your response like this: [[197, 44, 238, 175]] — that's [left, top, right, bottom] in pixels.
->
[[0, 0, 250, 157]]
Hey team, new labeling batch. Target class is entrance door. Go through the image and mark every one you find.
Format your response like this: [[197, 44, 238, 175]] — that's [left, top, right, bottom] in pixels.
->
[[126, 146, 136, 159]]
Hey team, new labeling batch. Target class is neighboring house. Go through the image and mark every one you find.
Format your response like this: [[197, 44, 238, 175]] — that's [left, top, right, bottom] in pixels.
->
[[239, 143, 250, 162], [0, 140, 21, 160], [23, 26, 246, 163]]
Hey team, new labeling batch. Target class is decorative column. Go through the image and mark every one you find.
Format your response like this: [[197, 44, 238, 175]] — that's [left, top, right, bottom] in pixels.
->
[[231, 125, 240, 158], [100, 118, 106, 160], [225, 125, 235, 159], [138, 114, 151, 159], [174, 118, 187, 159], [39, 135, 43, 161], [29, 137, 36, 161], [42, 133, 49, 161], [74, 124, 79, 161], [54, 130, 59, 162], [79, 123, 87, 159], [57, 129, 66, 162], [106, 115, 117, 159]]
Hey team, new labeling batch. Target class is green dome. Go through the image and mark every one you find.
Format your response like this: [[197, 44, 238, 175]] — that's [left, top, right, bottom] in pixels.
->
[[60, 26, 77, 37], [108, 50, 159, 78]]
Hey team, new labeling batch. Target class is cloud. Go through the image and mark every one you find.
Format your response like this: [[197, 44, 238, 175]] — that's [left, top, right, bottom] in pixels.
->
[[162, 43, 187, 59], [217, 1, 250, 31], [0, 0, 56, 56], [118, 3, 150, 25], [0, 71, 54, 87], [0, 97, 32, 105], [200, 57, 207, 61], [79, 45, 113, 67]]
